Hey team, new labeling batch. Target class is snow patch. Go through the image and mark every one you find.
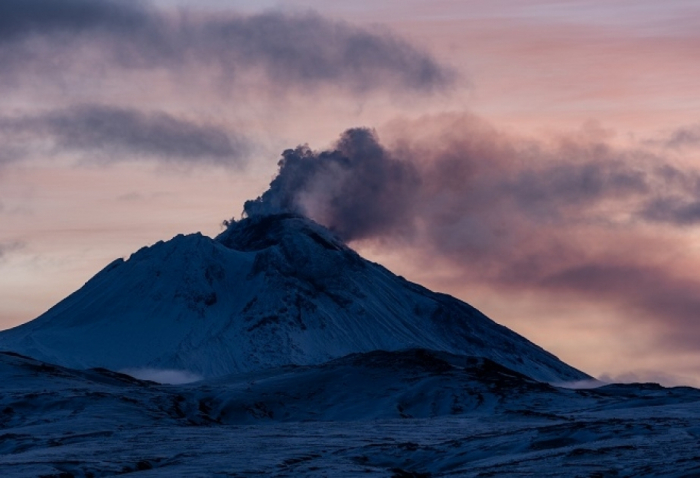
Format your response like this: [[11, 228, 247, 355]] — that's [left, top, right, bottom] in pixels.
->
[[599, 370, 695, 387], [550, 379, 606, 389], [121, 368, 203, 384]]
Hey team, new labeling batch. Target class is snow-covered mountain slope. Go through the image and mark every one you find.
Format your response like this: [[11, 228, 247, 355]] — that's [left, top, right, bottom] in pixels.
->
[[0, 213, 587, 382], [3, 349, 700, 477]]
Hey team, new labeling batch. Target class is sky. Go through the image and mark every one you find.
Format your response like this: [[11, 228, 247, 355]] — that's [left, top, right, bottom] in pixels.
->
[[1, 0, 700, 386]]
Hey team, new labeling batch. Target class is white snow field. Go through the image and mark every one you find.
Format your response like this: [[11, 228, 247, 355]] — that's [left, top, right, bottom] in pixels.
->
[[2, 213, 699, 476]]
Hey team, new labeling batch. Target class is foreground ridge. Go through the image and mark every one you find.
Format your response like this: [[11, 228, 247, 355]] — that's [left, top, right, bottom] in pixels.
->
[[1, 349, 699, 477]]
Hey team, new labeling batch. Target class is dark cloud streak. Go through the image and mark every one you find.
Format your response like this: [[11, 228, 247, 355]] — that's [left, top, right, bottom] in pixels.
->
[[0, 105, 247, 166], [0, 0, 151, 42], [0, 0, 454, 94], [638, 197, 700, 226]]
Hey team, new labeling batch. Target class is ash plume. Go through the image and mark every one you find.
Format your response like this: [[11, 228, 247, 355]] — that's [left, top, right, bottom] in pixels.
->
[[244, 128, 420, 241], [242, 116, 700, 355]]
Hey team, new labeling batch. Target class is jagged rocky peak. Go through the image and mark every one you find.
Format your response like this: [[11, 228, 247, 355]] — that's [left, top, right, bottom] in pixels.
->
[[216, 213, 348, 253]]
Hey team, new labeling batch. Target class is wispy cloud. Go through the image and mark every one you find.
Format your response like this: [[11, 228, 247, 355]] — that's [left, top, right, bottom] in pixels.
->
[[0, 241, 24, 260], [0, 105, 248, 166], [0, 0, 454, 94], [0, 0, 152, 43], [647, 124, 700, 150]]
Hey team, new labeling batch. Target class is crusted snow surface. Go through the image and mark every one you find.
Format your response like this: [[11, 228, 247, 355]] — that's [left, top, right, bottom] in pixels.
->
[[0, 213, 586, 382], [2, 350, 700, 477]]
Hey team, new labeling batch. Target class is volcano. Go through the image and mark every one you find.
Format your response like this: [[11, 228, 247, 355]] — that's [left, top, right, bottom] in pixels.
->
[[7, 214, 700, 478], [0, 213, 587, 382]]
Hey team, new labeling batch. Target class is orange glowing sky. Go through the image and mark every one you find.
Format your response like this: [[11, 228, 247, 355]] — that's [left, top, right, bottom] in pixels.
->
[[1, 0, 700, 385]]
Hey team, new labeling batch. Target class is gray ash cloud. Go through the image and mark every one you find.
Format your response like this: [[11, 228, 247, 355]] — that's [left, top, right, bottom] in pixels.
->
[[244, 128, 420, 241], [243, 117, 700, 352]]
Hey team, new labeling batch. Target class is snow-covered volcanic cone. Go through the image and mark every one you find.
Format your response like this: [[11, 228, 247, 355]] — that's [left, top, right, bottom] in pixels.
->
[[0, 213, 588, 382]]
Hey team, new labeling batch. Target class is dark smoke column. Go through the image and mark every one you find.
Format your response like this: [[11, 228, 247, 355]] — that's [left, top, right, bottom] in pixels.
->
[[243, 128, 419, 241]]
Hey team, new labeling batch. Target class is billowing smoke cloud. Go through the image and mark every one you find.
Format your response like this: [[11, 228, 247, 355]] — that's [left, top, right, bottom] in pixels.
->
[[244, 128, 420, 240], [244, 115, 700, 355], [244, 120, 687, 241], [0, 104, 247, 166], [0, 0, 453, 94]]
